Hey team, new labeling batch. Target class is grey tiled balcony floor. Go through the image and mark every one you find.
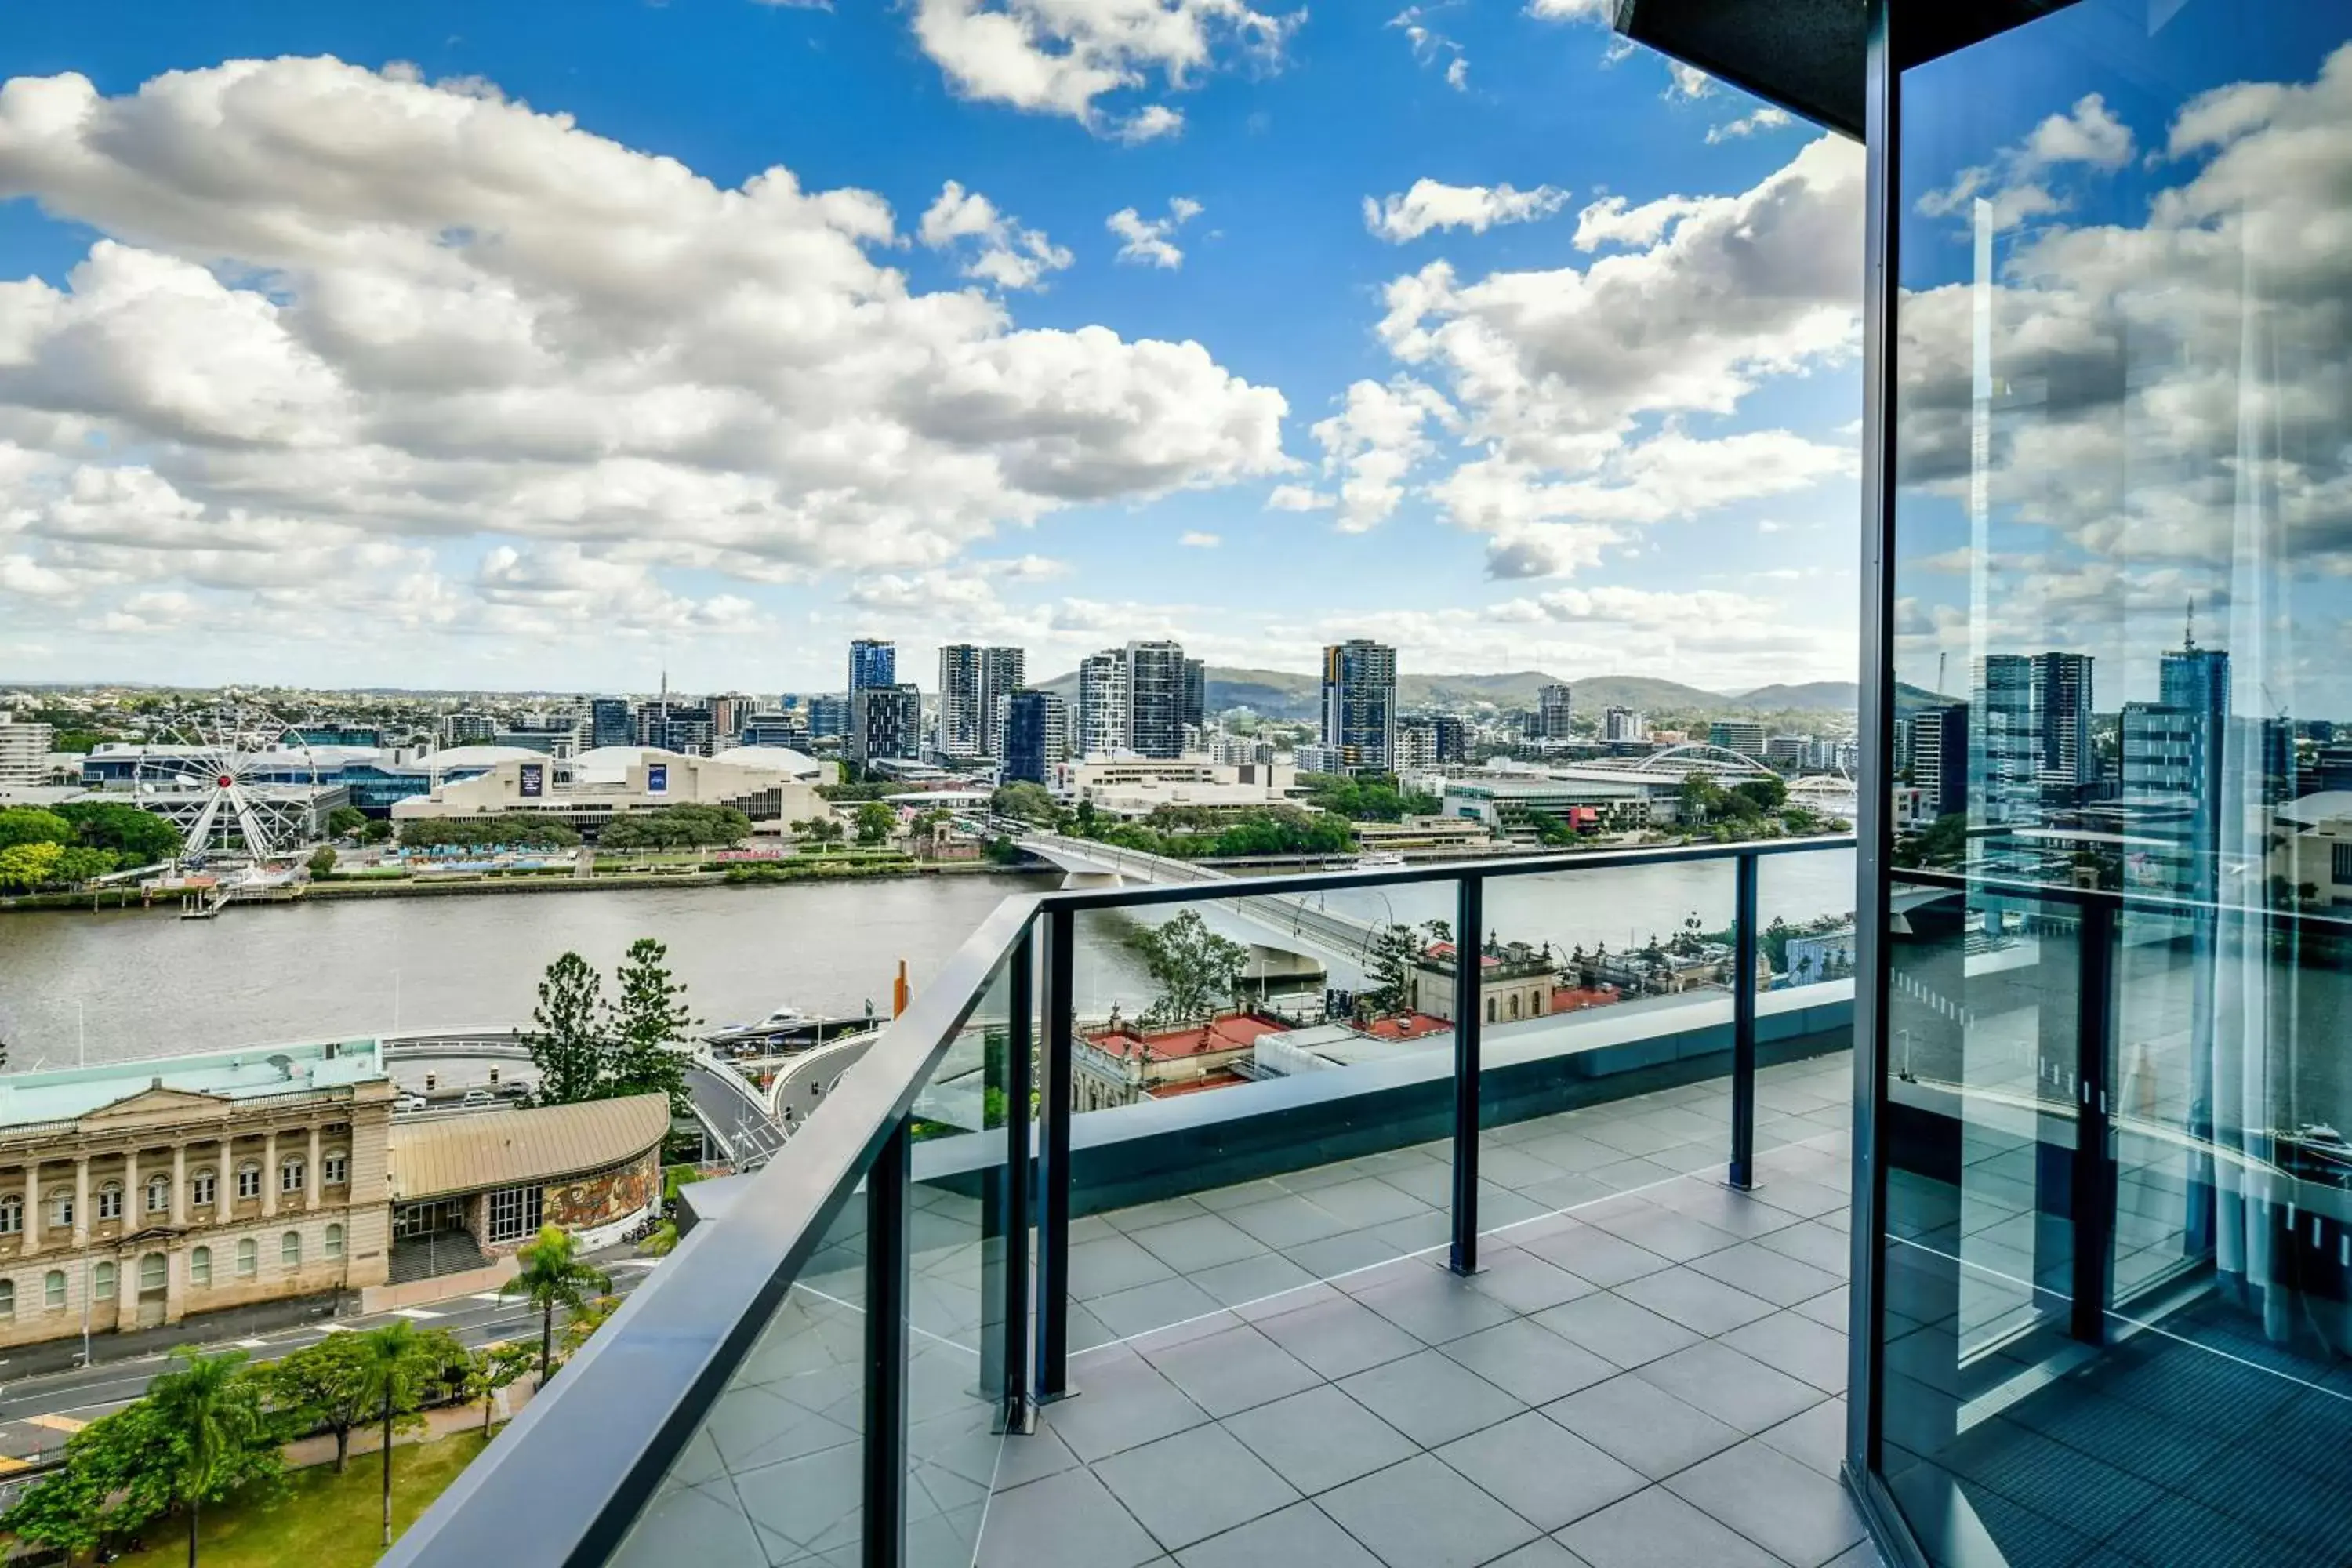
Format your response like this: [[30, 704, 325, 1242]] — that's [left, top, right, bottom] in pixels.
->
[[979, 1054, 1883, 1568]]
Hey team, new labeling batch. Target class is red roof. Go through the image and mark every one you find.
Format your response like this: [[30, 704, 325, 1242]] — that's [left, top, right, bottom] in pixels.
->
[[1358, 1011, 1453, 1040], [1083, 1014, 1283, 1062], [1421, 941, 1505, 971], [1552, 985, 1618, 1012]]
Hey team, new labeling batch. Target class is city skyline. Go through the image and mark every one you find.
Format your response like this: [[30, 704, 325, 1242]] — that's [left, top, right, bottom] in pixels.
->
[[0, 2, 1860, 695]]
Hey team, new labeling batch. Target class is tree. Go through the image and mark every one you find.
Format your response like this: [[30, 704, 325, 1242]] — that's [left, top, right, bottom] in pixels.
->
[[146, 1346, 281, 1567], [360, 817, 395, 844], [605, 937, 695, 1116], [307, 845, 338, 879], [559, 1293, 623, 1358], [793, 815, 845, 850], [1733, 775, 1788, 813], [257, 1333, 372, 1473], [0, 808, 78, 850], [0, 840, 66, 892], [597, 804, 752, 849], [0, 1398, 185, 1559], [349, 1322, 462, 1548], [55, 800, 186, 864], [525, 952, 608, 1105], [461, 1340, 539, 1436], [854, 800, 897, 846], [502, 1223, 615, 1380], [326, 805, 368, 839], [1359, 923, 1427, 1017], [989, 781, 1058, 825], [1133, 910, 1249, 1026]]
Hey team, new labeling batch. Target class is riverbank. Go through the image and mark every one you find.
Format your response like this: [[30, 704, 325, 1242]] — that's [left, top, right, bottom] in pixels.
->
[[0, 855, 1054, 914]]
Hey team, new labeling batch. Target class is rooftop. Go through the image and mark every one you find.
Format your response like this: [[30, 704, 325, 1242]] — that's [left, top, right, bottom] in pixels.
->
[[1085, 1014, 1287, 1062], [0, 1038, 386, 1130], [387, 1092, 669, 1200]]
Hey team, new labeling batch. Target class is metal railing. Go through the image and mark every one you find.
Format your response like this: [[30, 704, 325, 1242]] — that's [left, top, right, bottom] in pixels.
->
[[385, 834, 1854, 1568]]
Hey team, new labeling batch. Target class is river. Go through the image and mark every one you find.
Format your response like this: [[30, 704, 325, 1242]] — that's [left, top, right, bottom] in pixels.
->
[[0, 852, 1863, 1068]]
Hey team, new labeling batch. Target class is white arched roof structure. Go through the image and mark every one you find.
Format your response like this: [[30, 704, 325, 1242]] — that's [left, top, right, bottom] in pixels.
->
[[1623, 742, 1775, 779]]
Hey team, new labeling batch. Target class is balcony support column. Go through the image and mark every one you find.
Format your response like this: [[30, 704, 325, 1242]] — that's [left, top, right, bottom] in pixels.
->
[[862, 1117, 909, 1568], [1729, 850, 1761, 1192], [1450, 873, 1483, 1276], [1035, 905, 1074, 1399]]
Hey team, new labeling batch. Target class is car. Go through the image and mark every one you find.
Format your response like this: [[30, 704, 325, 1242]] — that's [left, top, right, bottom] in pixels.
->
[[394, 1093, 426, 1113], [459, 1089, 496, 1109]]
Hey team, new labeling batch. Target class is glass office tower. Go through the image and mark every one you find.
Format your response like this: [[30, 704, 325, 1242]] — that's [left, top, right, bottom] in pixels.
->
[[1865, 2, 2352, 1563]]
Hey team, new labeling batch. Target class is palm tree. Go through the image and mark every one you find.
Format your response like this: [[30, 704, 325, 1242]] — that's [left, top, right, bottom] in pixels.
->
[[501, 1222, 613, 1381], [350, 1321, 456, 1548], [144, 1346, 267, 1568]]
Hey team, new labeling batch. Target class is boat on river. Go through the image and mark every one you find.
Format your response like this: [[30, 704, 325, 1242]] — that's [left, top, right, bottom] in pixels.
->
[[703, 1004, 873, 1055]]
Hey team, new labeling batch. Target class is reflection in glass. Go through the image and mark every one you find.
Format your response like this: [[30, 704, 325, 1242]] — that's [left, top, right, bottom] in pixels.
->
[[1880, 2, 2352, 1563]]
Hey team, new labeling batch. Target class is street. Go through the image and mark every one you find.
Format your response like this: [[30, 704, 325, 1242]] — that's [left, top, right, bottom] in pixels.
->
[[0, 1254, 660, 1469]]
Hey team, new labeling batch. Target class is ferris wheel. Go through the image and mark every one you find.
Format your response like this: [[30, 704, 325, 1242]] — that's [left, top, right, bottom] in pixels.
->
[[133, 702, 321, 862]]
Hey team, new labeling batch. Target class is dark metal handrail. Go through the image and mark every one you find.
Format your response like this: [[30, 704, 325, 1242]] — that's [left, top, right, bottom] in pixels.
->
[[390, 834, 1855, 1567], [1891, 864, 2352, 938]]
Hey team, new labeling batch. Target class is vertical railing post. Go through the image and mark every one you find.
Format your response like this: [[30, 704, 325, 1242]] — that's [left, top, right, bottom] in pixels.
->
[[1729, 850, 1760, 1191], [1036, 904, 1074, 1399], [999, 924, 1033, 1430], [863, 1117, 909, 1568], [1450, 873, 1483, 1276], [2071, 898, 2116, 1345]]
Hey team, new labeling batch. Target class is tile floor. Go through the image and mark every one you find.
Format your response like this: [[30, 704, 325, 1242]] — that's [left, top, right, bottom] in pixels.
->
[[978, 1053, 1883, 1568]]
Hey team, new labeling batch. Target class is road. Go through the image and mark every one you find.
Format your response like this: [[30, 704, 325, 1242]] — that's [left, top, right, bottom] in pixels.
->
[[0, 1256, 660, 1461], [685, 1059, 789, 1167]]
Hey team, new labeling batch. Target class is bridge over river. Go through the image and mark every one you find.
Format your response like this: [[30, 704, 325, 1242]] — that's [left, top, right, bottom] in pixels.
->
[[1009, 830, 1393, 971]]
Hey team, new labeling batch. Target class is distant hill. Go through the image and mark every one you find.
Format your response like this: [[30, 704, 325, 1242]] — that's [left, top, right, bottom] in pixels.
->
[[1032, 663, 1947, 724], [1734, 681, 1856, 711]]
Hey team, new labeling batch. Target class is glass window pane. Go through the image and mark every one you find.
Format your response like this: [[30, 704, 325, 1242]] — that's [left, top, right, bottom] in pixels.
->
[[1881, 5, 2352, 1564]]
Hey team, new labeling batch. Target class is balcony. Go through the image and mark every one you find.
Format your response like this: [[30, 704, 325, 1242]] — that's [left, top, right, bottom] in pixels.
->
[[386, 838, 1879, 1567]]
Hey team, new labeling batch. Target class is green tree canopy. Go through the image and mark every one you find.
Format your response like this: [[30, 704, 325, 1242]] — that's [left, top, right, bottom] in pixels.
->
[[307, 845, 338, 878], [596, 804, 752, 849], [1133, 910, 1249, 1026], [0, 808, 78, 850], [325, 804, 369, 839], [606, 937, 695, 1116], [397, 815, 580, 849], [256, 1332, 373, 1474], [1294, 773, 1442, 822], [349, 1322, 463, 1548], [525, 952, 608, 1105], [502, 1222, 615, 1379], [147, 1346, 283, 1566], [55, 800, 187, 864], [0, 840, 68, 892], [854, 800, 898, 845], [989, 781, 1060, 824]]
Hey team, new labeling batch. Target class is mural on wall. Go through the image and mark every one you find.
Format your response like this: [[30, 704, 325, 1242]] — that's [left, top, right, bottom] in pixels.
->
[[544, 1153, 656, 1229]]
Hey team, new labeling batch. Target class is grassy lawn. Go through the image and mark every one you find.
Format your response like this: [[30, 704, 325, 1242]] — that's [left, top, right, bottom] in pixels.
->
[[112, 1430, 490, 1568]]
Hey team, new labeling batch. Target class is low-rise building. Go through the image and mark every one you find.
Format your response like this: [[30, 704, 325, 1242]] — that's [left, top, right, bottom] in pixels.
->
[[387, 1094, 666, 1261], [0, 715, 54, 786], [1352, 815, 1496, 854], [1439, 773, 1658, 837], [1073, 1012, 1285, 1109], [0, 1040, 393, 1348], [1055, 757, 1298, 817], [391, 749, 824, 839], [2268, 793, 2352, 906], [1406, 939, 1559, 1026]]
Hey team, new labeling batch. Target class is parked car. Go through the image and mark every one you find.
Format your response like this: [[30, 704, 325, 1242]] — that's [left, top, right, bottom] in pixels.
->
[[393, 1093, 426, 1113], [459, 1089, 495, 1109]]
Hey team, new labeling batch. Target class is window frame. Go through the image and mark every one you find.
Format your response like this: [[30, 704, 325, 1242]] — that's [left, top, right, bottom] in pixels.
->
[[325, 1221, 345, 1259], [281, 1230, 301, 1268], [281, 1157, 305, 1195], [96, 1182, 123, 1221], [235, 1237, 257, 1277], [191, 1244, 212, 1286], [191, 1168, 218, 1208], [236, 1163, 263, 1201], [42, 1269, 64, 1311], [145, 1174, 171, 1214]]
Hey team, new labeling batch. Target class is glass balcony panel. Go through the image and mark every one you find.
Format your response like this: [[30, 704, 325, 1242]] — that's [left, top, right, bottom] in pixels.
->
[[904, 946, 1019, 1566], [608, 1197, 869, 1568], [1062, 877, 1458, 1346]]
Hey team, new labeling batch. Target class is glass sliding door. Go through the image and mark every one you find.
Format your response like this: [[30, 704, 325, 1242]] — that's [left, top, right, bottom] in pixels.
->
[[1873, 2, 2352, 1563]]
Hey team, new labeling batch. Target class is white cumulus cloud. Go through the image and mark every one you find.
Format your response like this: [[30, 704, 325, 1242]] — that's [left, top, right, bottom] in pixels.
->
[[1107, 197, 1203, 267], [910, 0, 1299, 139], [1363, 179, 1570, 244], [919, 180, 1074, 291], [0, 59, 1292, 637]]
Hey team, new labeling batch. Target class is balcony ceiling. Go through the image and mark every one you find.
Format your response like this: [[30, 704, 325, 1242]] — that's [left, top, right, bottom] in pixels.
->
[[1610, 0, 2082, 142]]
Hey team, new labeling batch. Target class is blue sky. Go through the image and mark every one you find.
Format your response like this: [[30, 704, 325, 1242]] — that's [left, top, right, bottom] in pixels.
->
[[0, 0, 1867, 695]]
